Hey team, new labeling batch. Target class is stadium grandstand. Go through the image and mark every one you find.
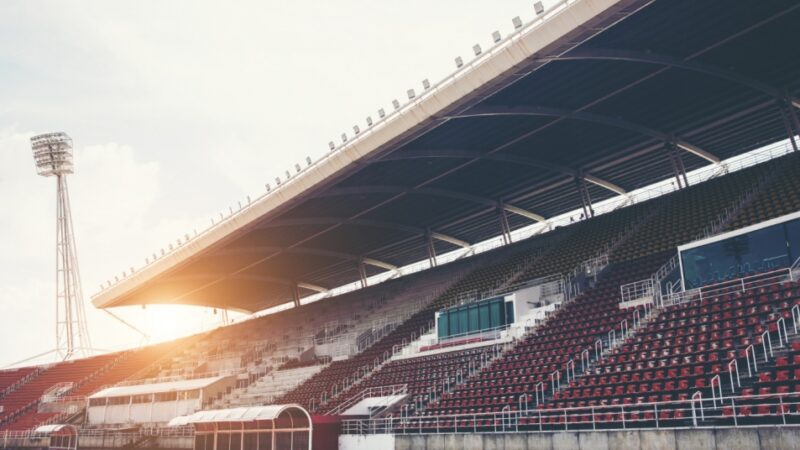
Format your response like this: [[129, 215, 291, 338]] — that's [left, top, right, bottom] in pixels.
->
[[3, 0, 800, 449]]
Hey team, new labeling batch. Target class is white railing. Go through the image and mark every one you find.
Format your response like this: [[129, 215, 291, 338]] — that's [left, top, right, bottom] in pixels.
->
[[328, 384, 408, 416], [620, 278, 656, 305], [341, 391, 800, 435], [661, 267, 797, 308]]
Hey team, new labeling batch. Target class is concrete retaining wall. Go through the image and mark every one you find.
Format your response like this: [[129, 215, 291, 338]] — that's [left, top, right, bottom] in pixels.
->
[[389, 427, 800, 450]]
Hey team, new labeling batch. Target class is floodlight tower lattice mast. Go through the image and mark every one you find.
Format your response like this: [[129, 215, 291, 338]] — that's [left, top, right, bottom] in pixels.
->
[[31, 132, 92, 360]]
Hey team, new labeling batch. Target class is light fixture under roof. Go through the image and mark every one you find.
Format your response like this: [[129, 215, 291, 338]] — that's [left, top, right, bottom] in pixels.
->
[[392, 99, 400, 110], [407, 89, 416, 100], [328, 141, 336, 151], [455, 56, 464, 68], [512, 16, 523, 29], [492, 31, 502, 43], [366, 116, 373, 126], [353, 125, 360, 135], [473, 44, 482, 56], [422, 79, 431, 90], [341, 132, 348, 142], [378, 108, 386, 118], [534, 1, 545, 15]]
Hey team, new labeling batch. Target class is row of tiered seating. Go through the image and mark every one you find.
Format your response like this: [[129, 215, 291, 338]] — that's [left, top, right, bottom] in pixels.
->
[[409, 155, 777, 422], [423, 254, 662, 418], [0, 367, 37, 396], [321, 345, 504, 415], [534, 279, 800, 427], [0, 353, 120, 430], [726, 152, 800, 230], [0, 342, 179, 431], [277, 235, 564, 410], [281, 184, 667, 412], [611, 159, 771, 263]]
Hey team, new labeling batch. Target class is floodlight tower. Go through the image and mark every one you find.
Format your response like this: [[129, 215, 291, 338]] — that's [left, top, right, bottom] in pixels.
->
[[31, 132, 92, 360]]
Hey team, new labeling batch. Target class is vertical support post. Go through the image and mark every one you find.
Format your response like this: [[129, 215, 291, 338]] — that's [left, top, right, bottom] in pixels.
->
[[666, 142, 688, 189], [497, 205, 512, 244], [291, 284, 301, 307], [575, 176, 595, 219], [425, 230, 437, 267], [358, 260, 368, 289]]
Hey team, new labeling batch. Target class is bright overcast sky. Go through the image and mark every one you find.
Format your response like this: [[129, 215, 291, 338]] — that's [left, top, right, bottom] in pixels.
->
[[0, 0, 553, 366]]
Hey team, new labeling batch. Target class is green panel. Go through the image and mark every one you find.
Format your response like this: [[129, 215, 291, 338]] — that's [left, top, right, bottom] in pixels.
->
[[505, 301, 514, 324], [489, 299, 503, 329], [468, 305, 480, 333], [457, 309, 469, 335], [479, 303, 490, 329]]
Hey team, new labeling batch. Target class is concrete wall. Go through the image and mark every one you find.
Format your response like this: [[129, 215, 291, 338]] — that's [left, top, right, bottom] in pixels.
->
[[339, 434, 395, 450], [389, 427, 800, 450]]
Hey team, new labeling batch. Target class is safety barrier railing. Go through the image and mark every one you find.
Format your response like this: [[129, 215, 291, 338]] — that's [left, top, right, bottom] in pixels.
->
[[328, 384, 408, 416], [661, 266, 796, 308], [341, 391, 800, 435]]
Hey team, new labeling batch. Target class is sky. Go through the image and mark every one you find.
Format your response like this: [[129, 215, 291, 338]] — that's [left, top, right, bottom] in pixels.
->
[[0, 0, 551, 366]]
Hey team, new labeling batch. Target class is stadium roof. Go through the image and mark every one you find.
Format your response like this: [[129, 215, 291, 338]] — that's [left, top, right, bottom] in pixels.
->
[[93, 0, 800, 313]]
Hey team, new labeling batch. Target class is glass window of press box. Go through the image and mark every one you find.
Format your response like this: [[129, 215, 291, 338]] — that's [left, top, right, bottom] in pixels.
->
[[437, 297, 514, 340], [681, 217, 800, 289]]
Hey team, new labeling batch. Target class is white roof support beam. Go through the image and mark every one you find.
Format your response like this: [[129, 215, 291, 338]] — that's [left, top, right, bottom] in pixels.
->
[[503, 204, 546, 222], [430, 232, 470, 249], [674, 141, 720, 164], [583, 174, 627, 195]]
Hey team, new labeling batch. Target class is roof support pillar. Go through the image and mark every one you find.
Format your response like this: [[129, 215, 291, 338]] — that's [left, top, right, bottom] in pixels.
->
[[358, 261, 368, 289], [497, 206, 512, 245], [425, 230, 438, 267], [778, 100, 799, 152], [575, 177, 595, 219], [291, 284, 301, 308], [667, 143, 689, 189]]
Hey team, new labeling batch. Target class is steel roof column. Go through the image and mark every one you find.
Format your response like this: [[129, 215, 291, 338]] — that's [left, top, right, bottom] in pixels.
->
[[575, 176, 595, 219], [667, 143, 688, 189], [291, 284, 301, 308], [425, 230, 438, 267], [357, 261, 368, 288], [497, 206, 512, 244]]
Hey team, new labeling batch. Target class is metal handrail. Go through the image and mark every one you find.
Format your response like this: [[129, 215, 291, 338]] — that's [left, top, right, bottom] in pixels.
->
[[710, 375, 723, 409], [744, 344, 758, 377], [691, 391, 704, 426], [663, 267, 794, 308], [594, 339, 603, 360], [793, 304, 800, 335], [580, 349, 590, 373], [534, 382, 545, 406], [727, 359, 740, 392], [776, 317, 789, 348], [340, 391, 800, 435], [549, 370, 560, 393], [565, 360, 575, 384], [761, 330, 773, 360]]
